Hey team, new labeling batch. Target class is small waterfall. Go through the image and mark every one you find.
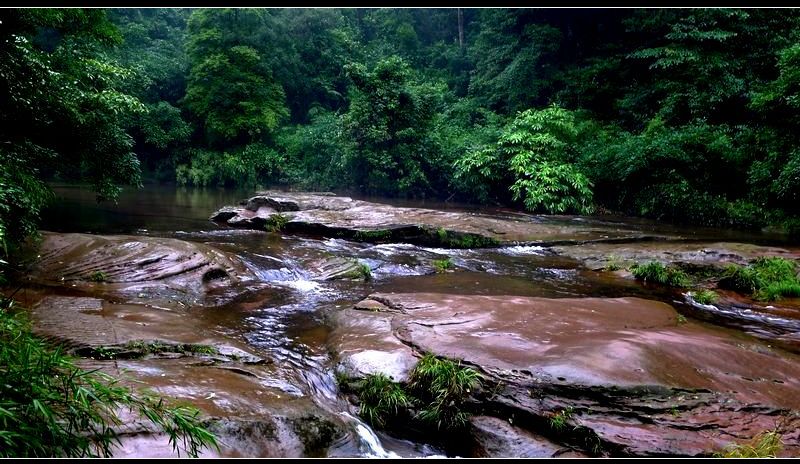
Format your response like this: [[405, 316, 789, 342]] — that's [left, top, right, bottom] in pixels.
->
[[339, 413, 401, 458]]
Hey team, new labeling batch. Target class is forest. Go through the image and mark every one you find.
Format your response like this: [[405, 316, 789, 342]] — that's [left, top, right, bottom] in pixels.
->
[[5, 8, 800, 254], [3, 8, 800, 458]]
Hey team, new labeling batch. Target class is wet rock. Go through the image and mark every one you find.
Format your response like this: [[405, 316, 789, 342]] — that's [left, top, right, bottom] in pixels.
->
[[469, 416, 577, 458], [552, 241, 800, 272], [113, 415, 344, 458], [552, 240, 800, 348], [309, 256, 369, 281], [332, 293, 800, 456], [330, 308, 417, 383], [211, 191, 682, 248], [29, 232, 272, 309]]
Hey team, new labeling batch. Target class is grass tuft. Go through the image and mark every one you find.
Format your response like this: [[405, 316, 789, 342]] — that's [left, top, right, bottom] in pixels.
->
[[692, 289, 718, 305], [357, 374, 411, 428], [715, 430, 783, 458], [630, 261, 689, 287], [720, 257, 800, 301]]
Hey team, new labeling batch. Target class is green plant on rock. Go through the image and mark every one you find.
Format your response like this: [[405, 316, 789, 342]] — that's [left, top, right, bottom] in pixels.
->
[[88, 271, 108, 283], [407, 354, 482, 430], [0, 304, 218, 457], [265, 214, 289, 233], [715, 430, 783, 458], [691, 289, 719, 305], [432, 258, 453, 273], [356, 373, 411, 428], [630, 261, 690, 287], [720, 257, 800, 301], [548, 406, 575, 431], [358, 263, 372, 281]]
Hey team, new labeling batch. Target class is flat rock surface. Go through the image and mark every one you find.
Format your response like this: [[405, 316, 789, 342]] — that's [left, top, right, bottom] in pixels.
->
[[553, 240, 800, 271], [333, 292, 800, 456], [211, 191, 685, 247], [28, 231, 271, 309]]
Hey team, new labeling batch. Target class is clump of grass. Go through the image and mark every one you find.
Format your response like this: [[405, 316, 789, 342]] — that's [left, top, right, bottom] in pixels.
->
[[691, 289, 718, 305], [630, 261, 690, 287], [676, 314, 688, 324], [357, 262, 372, 281], [408, 354, 482, 430], [88, 271, 108, 283], [432, 258, 453, 273], [715, 430, 783, 458], [357, 373, 411, 428], [265, 213, 289, 232], [548, 406, 575, 431], [720, 257, 800, 301], [0, 302, 218, 457], [603, 255, 622, 271]]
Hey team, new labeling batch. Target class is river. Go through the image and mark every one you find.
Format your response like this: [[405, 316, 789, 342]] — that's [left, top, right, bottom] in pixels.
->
[[33, 183, 800, 457]]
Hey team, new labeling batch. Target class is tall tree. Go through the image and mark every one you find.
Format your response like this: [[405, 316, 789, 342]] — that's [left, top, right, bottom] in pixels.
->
[[183, 8, 287, 146]]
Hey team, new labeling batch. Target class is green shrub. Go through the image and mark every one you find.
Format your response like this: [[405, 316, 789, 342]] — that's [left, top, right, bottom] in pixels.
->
[[408, 354, 482, 430], [265, 214, 289, 233], [630, 261, 689, 287], [720, 257, 800, 301], [0, 304, 217, 457], [455, 105, 594, 214], [357, 374, 411, 428], [432, 258, 453, 273], [720, 264, 761, 294], [358, 263, 372, 281], [176, 144, 284, 188], [692, 289, 718, 305], [88, 271, 108, 283]]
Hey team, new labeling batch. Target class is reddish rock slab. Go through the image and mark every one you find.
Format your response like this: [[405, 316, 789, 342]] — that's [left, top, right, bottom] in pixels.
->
[[334, 293, 800, 456], [28, 232, 273, 310], [211, 191, 682, 247]]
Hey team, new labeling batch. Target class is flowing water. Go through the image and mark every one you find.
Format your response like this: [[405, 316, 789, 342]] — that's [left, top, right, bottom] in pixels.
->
[[38, 183, 800, 457]]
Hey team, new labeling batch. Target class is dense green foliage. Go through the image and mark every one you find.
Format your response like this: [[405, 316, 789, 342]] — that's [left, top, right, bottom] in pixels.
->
[[719, 257, 800, 301], [6, 7, 800, 261], [0, 302, 217, 457], [91, 8, 800, 232]]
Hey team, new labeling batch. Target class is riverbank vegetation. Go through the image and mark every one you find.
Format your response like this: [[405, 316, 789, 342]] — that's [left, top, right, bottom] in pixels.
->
[[5, 8, 800, 269]]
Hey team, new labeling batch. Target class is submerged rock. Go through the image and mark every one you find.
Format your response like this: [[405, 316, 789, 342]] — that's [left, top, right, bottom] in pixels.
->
[[211, 191, 682, 248], [28, 232, 274, 309], [332, 293, 800, 457]]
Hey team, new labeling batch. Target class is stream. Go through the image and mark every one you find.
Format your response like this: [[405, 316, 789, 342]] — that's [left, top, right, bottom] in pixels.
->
[[34, 183, 800, 457]]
